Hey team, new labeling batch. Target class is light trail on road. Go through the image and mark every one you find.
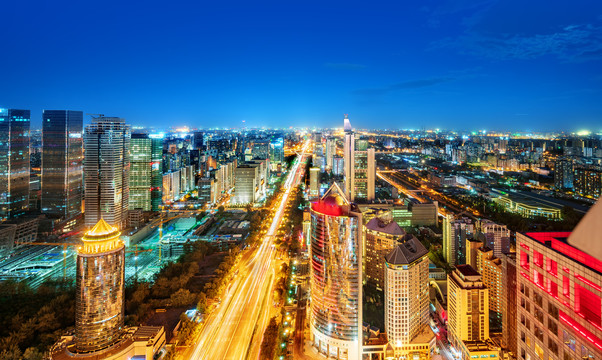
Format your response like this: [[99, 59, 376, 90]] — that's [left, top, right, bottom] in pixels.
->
[[187, 140, 310, 360]]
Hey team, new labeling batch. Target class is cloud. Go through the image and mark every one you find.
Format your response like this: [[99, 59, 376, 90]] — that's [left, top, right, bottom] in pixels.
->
[[324, 63, 366, 70], [352, 77, 454, 96], [433, 23, 602, 62]]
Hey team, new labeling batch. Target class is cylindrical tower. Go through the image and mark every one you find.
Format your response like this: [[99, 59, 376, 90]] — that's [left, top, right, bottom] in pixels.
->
[[75, 218, 125, 353], [309, 184, 362, 360]]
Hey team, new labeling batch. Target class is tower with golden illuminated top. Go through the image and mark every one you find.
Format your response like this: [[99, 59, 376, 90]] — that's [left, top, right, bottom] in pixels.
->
[[75, 218, 125, 353]]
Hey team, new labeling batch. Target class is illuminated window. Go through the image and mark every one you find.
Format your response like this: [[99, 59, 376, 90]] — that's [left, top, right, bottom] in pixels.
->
[[563, 276, 570, 298], [521, 250, 530, 270], [546, 279, 558, 297], [534, 250, 543, 268], [547, 259, 557, 276], [575, 284, 602, 326]]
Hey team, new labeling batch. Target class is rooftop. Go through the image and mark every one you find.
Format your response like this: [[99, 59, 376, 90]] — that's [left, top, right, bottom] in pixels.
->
[[366, 217, 405, 236], [456, 264, 480, 277], [385, 238, 428, 265]]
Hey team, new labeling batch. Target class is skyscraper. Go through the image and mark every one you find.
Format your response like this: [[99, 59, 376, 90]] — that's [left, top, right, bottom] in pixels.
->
[[343, 115, 375, 202], [476, 247, 503, 330], [384, 239, 434, 359], [501, 253, 517, 356], [515, 201, 602, 360], [41, 110, 83, 220], [573, 166, 602, 199], [325, 137, 337, 171], [84, 116, 130, 229], [443, 215, 475, 266], [479, 219, 511, 258], [309, 183, 362, 360], [193, 131, 204, 151], [554, 157, 574, 190], [447, 265, 498, 359], [309, 167, 320, 199], [0, 108, 30, 220], [129, 133, 162, 211], [76, 219, 125, 352], [269, 137, 284, 171], [364, 213, 406, 290]]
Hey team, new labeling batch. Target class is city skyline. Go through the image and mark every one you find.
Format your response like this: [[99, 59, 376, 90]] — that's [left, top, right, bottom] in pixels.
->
[[2, 1, 602, 131], [2, 1, 602, 360]]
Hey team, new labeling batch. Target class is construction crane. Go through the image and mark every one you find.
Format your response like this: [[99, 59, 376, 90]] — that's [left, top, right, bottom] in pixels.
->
[[125, 244, 153, 283], [85, 113, 105, 119]]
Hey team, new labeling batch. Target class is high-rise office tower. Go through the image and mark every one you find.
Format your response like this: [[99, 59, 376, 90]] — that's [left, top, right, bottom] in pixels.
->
[[515, 201, 602, 360], [269, 137, 284, 171], [309, 183, 362, 360], [573, 166, 602, 199], [384, 239, 434, 359], [443, 215, 475, 266], [252, 140, 270, 160], [501, 253, 517, 356], [325, 137, 336, 171], [84, 116, 130, 229], [193, 131, 204, 151], [309, 167, 320, 199], [364, 213, 406, 290], [448, 265, 499, 359], [129, 133, 162, 211], [0, 108, 31, 220], [476, 247, 503, 330], [149, 134, 163, 211], [41, 110, 83, 220], [479, 219, 511, 258], [343, 115, 375, 202], [76, 219, 125, 353], [554, 158, 574, 190]]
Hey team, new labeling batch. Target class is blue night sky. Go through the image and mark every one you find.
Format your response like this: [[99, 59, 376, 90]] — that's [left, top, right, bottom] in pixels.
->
[[2, 0, 602, 131]]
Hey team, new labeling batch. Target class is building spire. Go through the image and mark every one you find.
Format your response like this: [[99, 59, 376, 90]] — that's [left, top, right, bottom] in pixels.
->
[[343, 114, 352, 132]]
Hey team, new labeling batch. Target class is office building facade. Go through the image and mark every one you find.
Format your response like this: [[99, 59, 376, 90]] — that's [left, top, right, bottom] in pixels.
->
[[573, 166, 602, 199], [447, 265, 499, 359], [364, 213, 405, 290], [516, 202, 602, 360], [76, 219, 125, 353], [0, 108, 30, 220], [384, 239, 434, 359], [479, 220, 511, 259], [84, 116, 130, 229], [554, 158, 574, 190], [502, 253, 517, 356], [476, 247, 503, 330], [343, 115, 375, 202], [309, 184, 362, 360], [41, 110, 83, 220], [129, 133, 162, 211], [443, 215, 475, 266], [269, 137, 284, 171]]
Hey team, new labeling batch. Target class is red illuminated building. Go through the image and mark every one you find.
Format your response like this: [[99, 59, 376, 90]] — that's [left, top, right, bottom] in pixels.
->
[[516, 201, 602, 360]]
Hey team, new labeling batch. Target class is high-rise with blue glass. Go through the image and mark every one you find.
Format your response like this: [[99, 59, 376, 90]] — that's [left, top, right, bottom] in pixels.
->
[[0, 108, 31, 220], [41, 110, 83, 221]]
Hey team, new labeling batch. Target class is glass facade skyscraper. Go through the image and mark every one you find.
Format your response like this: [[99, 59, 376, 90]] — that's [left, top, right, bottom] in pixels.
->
[[41, 110, 83, 220], [0, 108, 31, 220], [84, 116, 130, 229], [129, 133, 163, 211], [309, 184, 362, 360], [269, 137, 284, 170], [75, 219, 125, 353], [343, 115, 375, 202]]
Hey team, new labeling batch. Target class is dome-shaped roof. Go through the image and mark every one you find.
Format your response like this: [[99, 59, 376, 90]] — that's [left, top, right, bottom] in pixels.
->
[[366, 217, 405, 236], [80, 219, 123, 254], [83, 218, 120, 241]]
